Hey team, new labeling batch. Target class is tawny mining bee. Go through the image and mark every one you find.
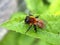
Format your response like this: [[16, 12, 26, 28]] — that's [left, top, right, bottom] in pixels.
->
[[25, 14, 44, 32]]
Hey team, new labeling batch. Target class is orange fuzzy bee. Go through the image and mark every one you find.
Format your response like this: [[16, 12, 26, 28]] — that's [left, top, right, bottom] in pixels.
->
[[25, 14, 44, 32]]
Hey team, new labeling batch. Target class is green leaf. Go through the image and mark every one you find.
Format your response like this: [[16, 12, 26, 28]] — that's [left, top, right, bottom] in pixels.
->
[[9, 12, 26, 22], [18, 34, 54, 45], [37, 41, 52, 45], [1, 12, 60, 45], [25, 0, 49, 14], [1, 12, 26, 31]]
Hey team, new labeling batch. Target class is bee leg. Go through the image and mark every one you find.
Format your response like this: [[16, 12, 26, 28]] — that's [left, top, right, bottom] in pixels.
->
[[25, 25, 32, 33], [34, 25, 37, 32]]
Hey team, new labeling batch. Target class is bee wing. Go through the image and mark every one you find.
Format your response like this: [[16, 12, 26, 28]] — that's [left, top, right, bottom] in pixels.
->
[[37, 20, 44, 28]]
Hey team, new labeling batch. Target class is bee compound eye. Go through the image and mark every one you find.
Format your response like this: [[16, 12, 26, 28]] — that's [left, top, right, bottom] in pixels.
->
[[25, 16, 30, 23]]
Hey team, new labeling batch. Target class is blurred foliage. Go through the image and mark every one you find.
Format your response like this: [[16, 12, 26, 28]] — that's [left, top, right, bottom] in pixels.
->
[[1, 0, 60, 45], [25, 0, 49, 14], [0, 31, 35, 45], [0, 31, 53, 45]]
